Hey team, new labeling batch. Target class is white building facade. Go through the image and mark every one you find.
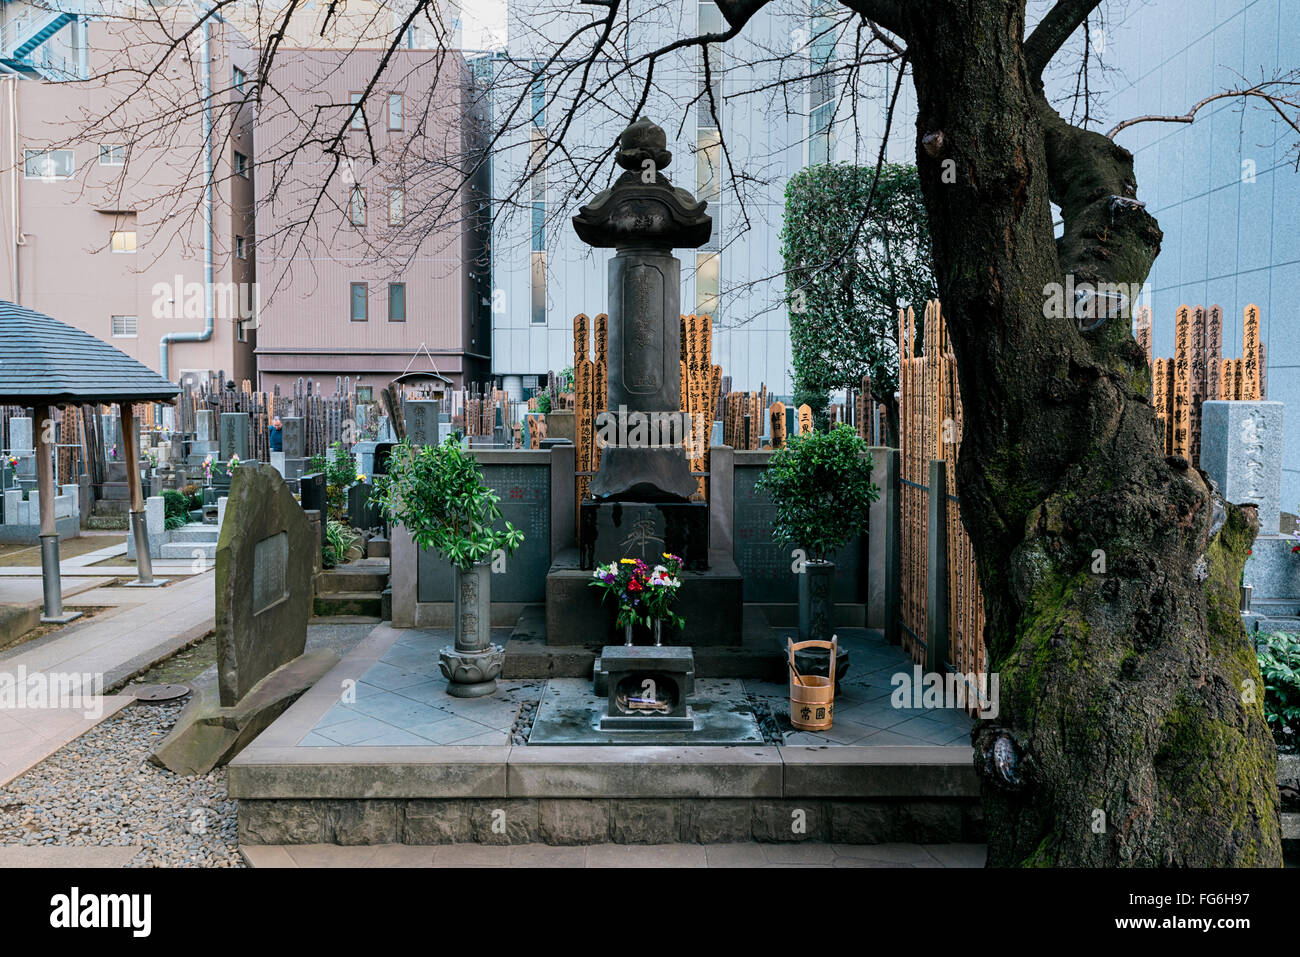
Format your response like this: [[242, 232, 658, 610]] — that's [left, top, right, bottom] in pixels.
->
[[486, 0, 910, 401]]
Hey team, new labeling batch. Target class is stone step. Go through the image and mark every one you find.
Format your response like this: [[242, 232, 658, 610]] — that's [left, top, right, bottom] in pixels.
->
[[169, 525, 221, 543], [313, 591, 383, 618], [160, 541, 216, 561], [314, 568, 389, 593]]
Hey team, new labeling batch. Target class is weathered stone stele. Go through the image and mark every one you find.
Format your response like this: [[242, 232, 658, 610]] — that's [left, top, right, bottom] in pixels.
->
[[215, 464, 316, 705]]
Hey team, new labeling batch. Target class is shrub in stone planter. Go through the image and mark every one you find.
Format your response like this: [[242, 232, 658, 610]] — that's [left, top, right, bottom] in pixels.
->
[[755, 423, 878, 643], [372, 438, 525, 697]]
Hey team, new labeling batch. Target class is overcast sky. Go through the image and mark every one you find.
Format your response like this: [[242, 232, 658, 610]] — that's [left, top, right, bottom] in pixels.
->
[[460, 0, 508, 49]]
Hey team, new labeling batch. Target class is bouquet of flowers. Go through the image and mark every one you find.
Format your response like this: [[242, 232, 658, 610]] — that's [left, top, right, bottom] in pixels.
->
[[590, 558, 651, 629], [641, 553, 686, 630], [228, 453, 242, 469], [5, 455, 18, 469]]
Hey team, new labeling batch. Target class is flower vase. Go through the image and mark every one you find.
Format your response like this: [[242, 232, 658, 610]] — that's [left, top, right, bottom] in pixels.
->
[[653, 619, 663, 647], [624, 623, 634, 646]]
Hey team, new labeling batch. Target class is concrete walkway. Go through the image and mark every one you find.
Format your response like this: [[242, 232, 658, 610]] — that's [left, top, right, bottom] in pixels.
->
[[0, 568, 215, 787], [0, 569, 215, 689], [240, 842, 988, 868]]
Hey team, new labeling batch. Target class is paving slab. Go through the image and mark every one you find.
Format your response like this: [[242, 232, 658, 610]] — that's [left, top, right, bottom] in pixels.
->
[[0, 695, 133, 786], [0, 845, 139, 868]]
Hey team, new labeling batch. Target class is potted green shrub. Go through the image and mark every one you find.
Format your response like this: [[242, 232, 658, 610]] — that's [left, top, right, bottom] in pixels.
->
[[372, 437, 524, 697], [755, 423, 878, 649]]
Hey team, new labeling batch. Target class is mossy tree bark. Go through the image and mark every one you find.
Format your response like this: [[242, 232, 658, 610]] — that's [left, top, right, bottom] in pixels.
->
[[884, 0, 1280, 865]]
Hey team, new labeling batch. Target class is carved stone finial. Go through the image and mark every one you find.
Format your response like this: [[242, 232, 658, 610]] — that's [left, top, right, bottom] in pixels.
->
[[572, 117, 712, 251], [615, 116, 673, 171]]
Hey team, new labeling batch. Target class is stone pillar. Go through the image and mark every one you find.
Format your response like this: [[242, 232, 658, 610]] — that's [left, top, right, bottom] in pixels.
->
[[548, 442, 575, 562], [35, 405, 76, 622], [122, 403, 163, 586], [708, 444, 735, 557], [869, 447, 901, 643]]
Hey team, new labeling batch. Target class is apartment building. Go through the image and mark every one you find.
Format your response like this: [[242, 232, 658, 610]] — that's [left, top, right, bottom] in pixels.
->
[[252, 45, 491, 395], [0, 2, 257, 385]]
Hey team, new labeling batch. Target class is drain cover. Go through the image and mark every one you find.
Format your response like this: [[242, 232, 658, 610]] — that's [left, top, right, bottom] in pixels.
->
[[126, 684, 191, 702]]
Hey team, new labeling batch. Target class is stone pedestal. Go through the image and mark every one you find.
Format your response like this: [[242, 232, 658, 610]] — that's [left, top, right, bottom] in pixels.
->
[[1200, 400, 1283, 533], [579, 500, 708, 571], [598, 644, 696, 731]]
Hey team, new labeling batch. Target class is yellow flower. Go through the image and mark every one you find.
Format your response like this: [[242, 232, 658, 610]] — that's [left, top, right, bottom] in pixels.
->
[[619, 558, 636, 564]]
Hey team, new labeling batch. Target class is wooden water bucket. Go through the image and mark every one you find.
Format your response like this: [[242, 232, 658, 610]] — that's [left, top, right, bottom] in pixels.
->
[[788, 635, 837, 731]]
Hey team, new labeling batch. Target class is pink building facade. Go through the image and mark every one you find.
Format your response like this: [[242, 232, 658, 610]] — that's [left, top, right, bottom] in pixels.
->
[[252, 47, 490, 396], [0, 9, 257, 386]]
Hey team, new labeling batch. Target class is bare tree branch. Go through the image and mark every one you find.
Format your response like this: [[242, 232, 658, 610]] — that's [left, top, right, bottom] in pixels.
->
[[1107, 73, 1300, 144], [1025, 0, 1104, 80]]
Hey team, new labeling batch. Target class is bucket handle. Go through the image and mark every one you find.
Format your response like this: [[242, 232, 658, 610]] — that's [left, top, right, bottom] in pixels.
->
[[788, 635, 838, 687]]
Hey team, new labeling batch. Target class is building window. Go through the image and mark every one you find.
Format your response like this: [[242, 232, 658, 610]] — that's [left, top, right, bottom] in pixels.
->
[[236, 320, 247, 342], [234, 151, 249, 178], [350, 282, 368, 321], [235, 235, 246, 259], [388, 282, 406, 322], [696, 252, 719, 318], [233, 67, 246, 93], [349, 92, 365, 130], [531, 251, 546, 325], [350, 186, 367, 226], [388, 186, 405, 226], [388, 93, 403, 130], [24, 148, 74, 179], [111, 315, 137, 338], [111, 230, 137, 254], [530, 64, 545, 127], [98, 144, 126, 166], [809, 0, 836, 165]]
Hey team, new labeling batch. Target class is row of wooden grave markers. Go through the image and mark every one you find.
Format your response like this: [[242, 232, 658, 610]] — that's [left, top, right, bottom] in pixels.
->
[[1138, 304, 1266, 462]]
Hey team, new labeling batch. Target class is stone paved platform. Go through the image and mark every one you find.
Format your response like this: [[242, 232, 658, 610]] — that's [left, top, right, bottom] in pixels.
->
[[292, 624, 972, 749]]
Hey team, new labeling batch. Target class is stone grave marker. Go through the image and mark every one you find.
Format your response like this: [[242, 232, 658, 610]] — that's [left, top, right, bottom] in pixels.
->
[[406, 400, 440, 446], [281, 416, 305, 458], [214, 464, 316, 706], [1201, 400, 1283, 534], [219, 412, 250, 462]]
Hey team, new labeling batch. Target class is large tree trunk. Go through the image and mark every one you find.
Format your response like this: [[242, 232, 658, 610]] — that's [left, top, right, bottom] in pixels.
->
[[901, 0, 1281, 865]]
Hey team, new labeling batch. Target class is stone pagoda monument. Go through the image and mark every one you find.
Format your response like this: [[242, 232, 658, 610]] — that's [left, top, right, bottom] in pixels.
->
[[572, 117, 712, 572]]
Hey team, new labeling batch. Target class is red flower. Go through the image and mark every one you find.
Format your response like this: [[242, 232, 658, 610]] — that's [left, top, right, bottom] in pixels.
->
[[628, 580, 643, 592]]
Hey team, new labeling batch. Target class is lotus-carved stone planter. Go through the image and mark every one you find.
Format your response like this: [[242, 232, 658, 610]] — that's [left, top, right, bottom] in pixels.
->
[[439, 561, 503, 698]]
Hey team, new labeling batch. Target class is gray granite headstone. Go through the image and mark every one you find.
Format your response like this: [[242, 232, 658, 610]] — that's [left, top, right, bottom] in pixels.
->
[[194, 409, 215, 443], [215, 465, 315, 706], [1200, 400, 1283, 534], [406, 400, 440, 446], [219, 413, 250, 462], [9, 417, 32, 453], [281, 417, 305, 458]]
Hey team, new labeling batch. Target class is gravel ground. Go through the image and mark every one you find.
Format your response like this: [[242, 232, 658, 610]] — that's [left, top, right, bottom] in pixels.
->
[[0, 701, 243, 868], [511, 699, 539, 744]]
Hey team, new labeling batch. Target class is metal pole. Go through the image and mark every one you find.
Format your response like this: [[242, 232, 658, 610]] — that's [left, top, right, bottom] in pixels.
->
[[36, 404, 76, 622], [121, 402, 164, 587]]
